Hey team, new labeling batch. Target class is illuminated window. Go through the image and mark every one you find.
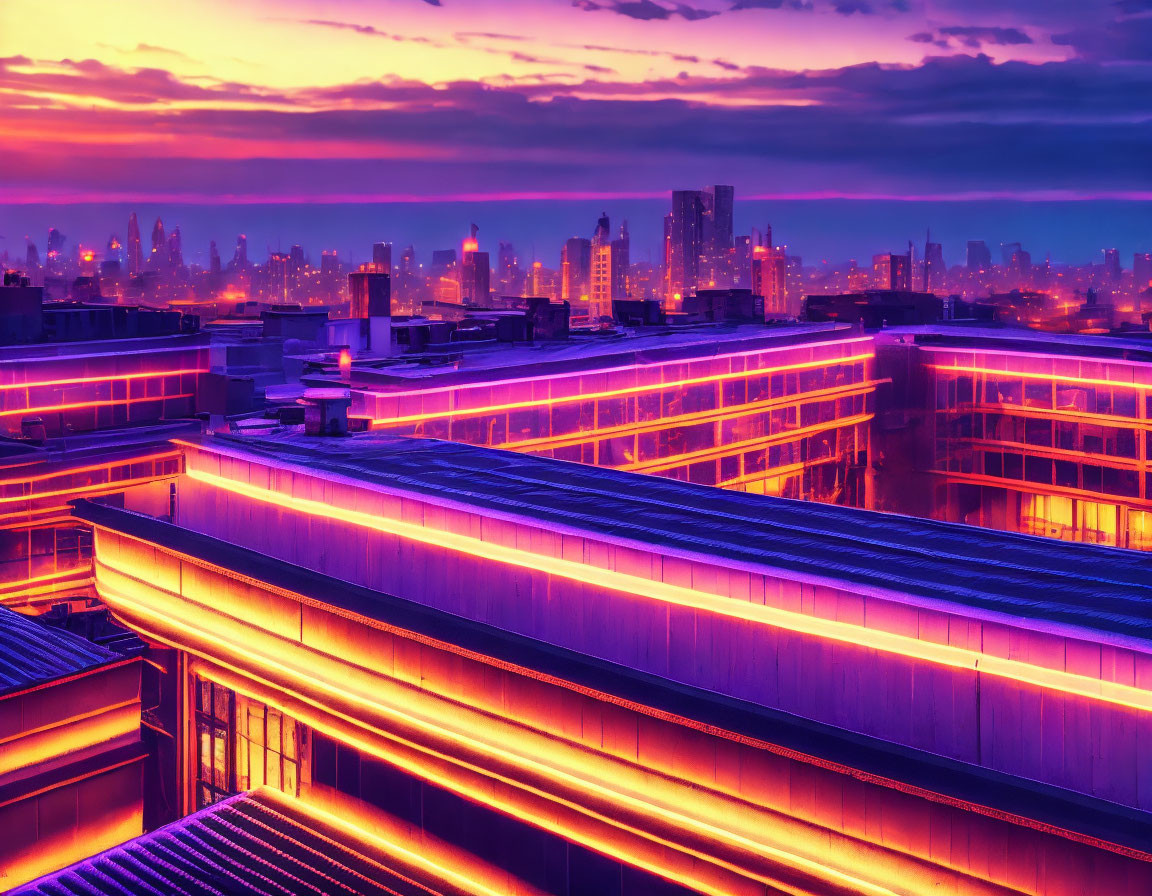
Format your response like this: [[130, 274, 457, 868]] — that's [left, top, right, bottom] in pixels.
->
[[237, 696, 302, 797], [194, 678, 234, 808], [194, 677, 304, 808]]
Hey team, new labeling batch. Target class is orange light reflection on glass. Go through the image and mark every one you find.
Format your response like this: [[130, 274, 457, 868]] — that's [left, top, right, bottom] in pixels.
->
[[182, 465, 1152, 715], [0, 394, 196, 419]]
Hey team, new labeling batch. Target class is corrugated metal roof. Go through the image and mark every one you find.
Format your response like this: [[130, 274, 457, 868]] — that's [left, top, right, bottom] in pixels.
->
[[11, 790, 466, 896], [207, 432, 1152, 641], [0, 604, 121, 695]]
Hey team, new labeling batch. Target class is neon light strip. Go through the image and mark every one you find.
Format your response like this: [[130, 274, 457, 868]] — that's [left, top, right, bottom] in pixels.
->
[[183, 466, 1152, 712], [0, 393, 196, 419], [621, 413, 873, 474], [363, 352, 874, 426], [0, 451, 180, 487], [0, 471, 181, 505], [931, 469, 1152, 513], [107, 590, 901, 896], [0, 567, 92, 592], [930, 363, 1152, 392], [941, 401, 1150, 431], [0, 368, 207, 393], [362, 336, 872, 402], [491, 382, 876, 454]]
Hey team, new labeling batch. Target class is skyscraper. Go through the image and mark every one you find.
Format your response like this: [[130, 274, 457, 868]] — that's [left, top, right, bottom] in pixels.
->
[[667, 190, 703, 304], [966, 241, 992, 272], [590, 214, 612, 320], [460, 224, 490, 306], [150, 218, 166, 267], [752, 246, 789, 318], [126, 213, 142, 275], [267, 252, 290, 301], [733, 235, 753, 290], [610, 221, 630, 301], [700, 185, 734, 288], [923, 240, 944, 293], [1135, 253, 1152, 292], [233, 234, 249, 269], [209, 241, 221, 276], [1103, 248, 1121, 284], [167, 227, 183, 269], [372, 242, 392, 272], [873, 252, 912, 291], [561, 237, 591, 306]]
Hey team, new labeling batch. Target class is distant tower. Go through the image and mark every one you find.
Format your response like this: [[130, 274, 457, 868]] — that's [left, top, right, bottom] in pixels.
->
[[234, 234, 249, 269], [167, 227, 183, 268], [460, 224, 490, 305], [126, 213, 142, 275], [209, 241, 221, 276], [151, 218, 166, 264], [372, 242, 392, 271], [667, 190, 703, 304]]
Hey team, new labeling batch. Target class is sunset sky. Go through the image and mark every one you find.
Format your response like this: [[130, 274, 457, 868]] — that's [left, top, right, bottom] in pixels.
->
[[1, 0, 1148, 206]]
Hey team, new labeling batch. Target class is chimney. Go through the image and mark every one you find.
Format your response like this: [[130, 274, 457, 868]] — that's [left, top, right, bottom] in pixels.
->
[[301, 388, 352, 436]]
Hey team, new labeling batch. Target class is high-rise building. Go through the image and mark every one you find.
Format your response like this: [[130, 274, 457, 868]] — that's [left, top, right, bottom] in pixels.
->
[[590, 214, 612, 320], [372, 242, 392, 272], [1134, 253, 1152, 292], [150, 218, 166, 267], [46, 228, 66, 274], [267, 252, 290, 302], [167, 227, 183, 270], [320, 251, 340, 302], [966, 241, 992, 272], [126, 213, 142, 275], [700, 185, 734, 288], [497, 242, 522, 297], [1000, 242, 1023, 267], [561, 237, 591, 306], [1103, 248, 1121, 284], [233, 234, 249, 269], [923, 241, 944, 293], [733, 235, 753, 290], [460, 225, 490, 306], [667, 190, 703, 304], [610, 221, 630, 301], [1009, 247, 1032, 286], [209, 241, 221, 276], [752, 246, 789, 317], [873, 252, 911, 291], [349, 265, 391, 319]]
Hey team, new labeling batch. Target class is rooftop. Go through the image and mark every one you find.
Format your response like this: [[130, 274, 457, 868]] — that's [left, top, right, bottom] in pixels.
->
[[73, 496, 1152, 856], [193, 431, 1152, 642], [0, 604, 122, 695], [9, 790, 461, 896], [884, 323, 1152, 362], [310, 321, 859, 391]]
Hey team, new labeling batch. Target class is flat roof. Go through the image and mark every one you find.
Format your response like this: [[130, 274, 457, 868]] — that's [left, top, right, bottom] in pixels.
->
[[0, 604, 122, 695], [72, 498, 1152, 856], [9, 790, 448, 896], [883, 324, 1152, 363], [196, 432, 1152, 642], [311, 322, 859, 391]]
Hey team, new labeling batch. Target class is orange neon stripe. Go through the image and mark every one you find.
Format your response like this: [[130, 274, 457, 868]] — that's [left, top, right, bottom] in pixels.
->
[[620, 413, 874, 474], [0, 471, 181, 505], [0, 567, 92, 591], [107, 597, 901, 896], [490, 381, 877, 453], [0, 451, 181, 487], [0, 368, 207, 393], [363, 352, 874, 426], [182, 465, 1152, 713], [942, 401, 1152, 431], [931, 363, 1152, 392], [0, 393, 196, 419]]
